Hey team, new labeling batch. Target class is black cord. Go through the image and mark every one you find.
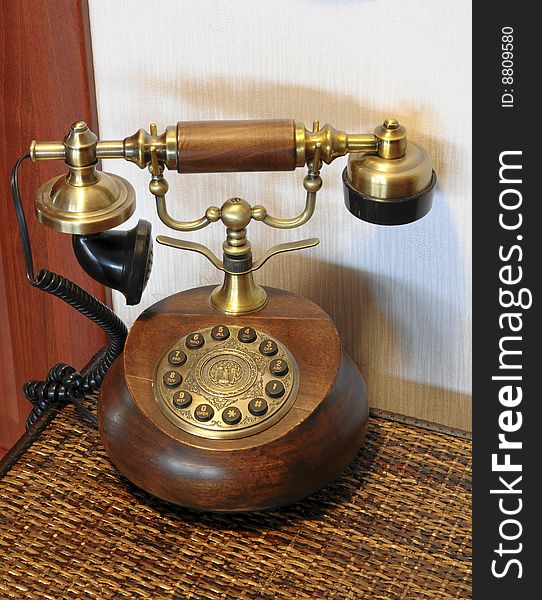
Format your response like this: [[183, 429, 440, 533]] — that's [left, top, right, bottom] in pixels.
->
[[11, 154, 36, 285], [11, 153, 128, 429]]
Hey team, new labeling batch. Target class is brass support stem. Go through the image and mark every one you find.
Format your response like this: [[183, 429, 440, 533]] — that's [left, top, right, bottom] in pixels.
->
[[224, 227, 250, 257], [210, 271, 267, 315], [211, 224, 267, 315]]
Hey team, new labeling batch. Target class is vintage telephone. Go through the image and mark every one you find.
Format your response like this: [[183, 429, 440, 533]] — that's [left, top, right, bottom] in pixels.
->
[[11, 118, 436, 512]]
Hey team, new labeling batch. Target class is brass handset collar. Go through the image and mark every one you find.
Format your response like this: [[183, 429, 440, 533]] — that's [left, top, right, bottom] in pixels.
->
[[34, 122, 136, 235]]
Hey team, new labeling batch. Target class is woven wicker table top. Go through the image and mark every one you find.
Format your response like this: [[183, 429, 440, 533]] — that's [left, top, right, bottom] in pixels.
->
[[0, 407, 471, 599]]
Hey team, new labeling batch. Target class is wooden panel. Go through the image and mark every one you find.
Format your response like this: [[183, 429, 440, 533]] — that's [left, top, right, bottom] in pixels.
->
[[0, 0, 108, 449], [0, 247, 18, 449]]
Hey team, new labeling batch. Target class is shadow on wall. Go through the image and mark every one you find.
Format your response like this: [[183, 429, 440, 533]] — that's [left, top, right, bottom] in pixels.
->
[[267, 254, 471, 432]]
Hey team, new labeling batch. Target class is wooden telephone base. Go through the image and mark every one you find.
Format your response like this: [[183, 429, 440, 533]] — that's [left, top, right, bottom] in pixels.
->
[[99, 286, 368, 512]]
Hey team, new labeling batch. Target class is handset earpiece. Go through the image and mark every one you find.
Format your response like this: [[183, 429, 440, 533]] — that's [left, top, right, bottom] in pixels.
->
[[72, 219, 153, 305], [342, 119, 437, 225]]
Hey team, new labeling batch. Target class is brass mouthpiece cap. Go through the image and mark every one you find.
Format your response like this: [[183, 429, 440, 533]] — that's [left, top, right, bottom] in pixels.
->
[[34, 121, 136, 234], [343, 141, 436, 225], [35, 170, 136, 235]]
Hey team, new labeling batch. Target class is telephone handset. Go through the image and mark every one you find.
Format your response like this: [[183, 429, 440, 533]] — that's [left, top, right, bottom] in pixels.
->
[[12, 118, 436, 511]]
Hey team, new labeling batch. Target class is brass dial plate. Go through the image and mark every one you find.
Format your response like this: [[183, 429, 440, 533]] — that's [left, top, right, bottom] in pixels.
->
[[154, 326, 299, 439]]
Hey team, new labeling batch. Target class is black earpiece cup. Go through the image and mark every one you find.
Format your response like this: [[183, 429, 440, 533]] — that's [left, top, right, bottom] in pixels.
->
[[121, 220, 153, 305], [72, 219, 153, 305], [343, 169, 437, 225]]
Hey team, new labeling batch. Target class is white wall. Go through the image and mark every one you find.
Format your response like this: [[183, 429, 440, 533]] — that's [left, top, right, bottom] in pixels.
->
[[88, 0, 471, 430]]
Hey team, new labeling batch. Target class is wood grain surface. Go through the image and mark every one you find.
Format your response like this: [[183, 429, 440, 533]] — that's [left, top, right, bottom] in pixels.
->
[[176, 119, 296, 173], [99, 286, 368, 511], [0, 0, 108, 449]]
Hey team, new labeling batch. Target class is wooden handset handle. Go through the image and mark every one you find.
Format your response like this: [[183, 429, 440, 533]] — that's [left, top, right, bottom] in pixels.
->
[[175, 119, 297, 173]]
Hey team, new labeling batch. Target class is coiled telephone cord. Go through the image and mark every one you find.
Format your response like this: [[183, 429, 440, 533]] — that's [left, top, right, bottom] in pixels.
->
[[11, 153, 127, 429]]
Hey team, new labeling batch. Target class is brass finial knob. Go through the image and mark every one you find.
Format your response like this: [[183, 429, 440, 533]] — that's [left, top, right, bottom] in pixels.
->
[[71, 121, 88, 132], [63, 121, 98, 167], [383, 118, 399, 130], [220, 198, 253, 229], [374, 118, 407, 159]]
